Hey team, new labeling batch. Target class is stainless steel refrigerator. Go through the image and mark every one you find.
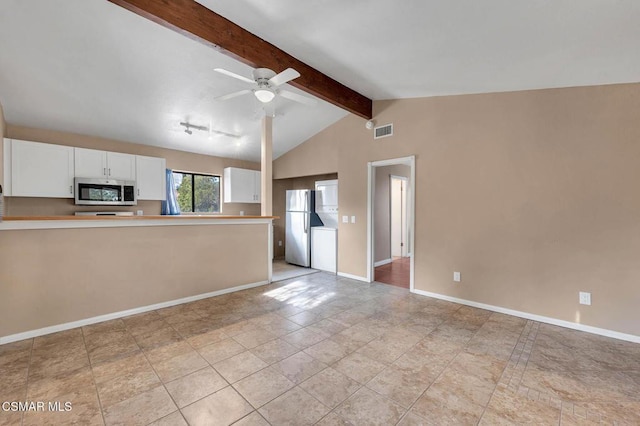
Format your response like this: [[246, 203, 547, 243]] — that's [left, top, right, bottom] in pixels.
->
[[285, 189, 323, 267]]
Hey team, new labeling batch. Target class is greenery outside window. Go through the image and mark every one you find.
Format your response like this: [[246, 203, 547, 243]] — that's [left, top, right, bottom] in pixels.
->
[[172, 171, 221, 213]]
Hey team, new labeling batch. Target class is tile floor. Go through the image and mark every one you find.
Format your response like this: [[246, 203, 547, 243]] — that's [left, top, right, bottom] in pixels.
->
[[1, 273, 639, 425], [272, 260, 318, 282], [375, 257, 410, 289]]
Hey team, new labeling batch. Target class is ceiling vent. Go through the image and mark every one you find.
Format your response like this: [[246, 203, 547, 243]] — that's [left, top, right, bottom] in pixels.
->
[[374, 123, 393, 139]]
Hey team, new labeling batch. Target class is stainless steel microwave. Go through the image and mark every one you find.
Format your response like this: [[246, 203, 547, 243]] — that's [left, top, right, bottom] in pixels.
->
[[74, 178, 137, 206]]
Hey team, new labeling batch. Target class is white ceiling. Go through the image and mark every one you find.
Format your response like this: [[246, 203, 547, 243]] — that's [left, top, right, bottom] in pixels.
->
[[0, 0, 347, 162], [2, 1, 640, 162], [201, 0, 640, 99]]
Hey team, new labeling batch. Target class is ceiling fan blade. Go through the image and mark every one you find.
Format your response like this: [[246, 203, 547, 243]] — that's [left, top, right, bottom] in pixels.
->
[[214, 68, 255, 84], [269, 68, 300, 86], [279, 90, 317, 106], [215, 89, 252, 101]]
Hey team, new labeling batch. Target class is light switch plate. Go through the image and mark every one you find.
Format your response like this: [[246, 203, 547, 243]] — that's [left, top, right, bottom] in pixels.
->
[[579, 292, 591, 305], [453, 272, 461, 282], [342, 216, 349, 223], [351, 215, 356, 224]]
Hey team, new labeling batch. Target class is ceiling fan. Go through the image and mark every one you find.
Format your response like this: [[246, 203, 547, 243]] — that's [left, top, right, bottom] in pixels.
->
[[214, 67, 317, 106]]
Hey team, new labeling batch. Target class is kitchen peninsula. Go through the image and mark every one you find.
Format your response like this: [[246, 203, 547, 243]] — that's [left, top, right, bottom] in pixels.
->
[[0, 215, 275, 343]]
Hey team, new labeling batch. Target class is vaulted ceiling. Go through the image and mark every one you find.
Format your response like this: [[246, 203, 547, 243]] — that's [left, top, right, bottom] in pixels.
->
[[1, 0, 639, 161]]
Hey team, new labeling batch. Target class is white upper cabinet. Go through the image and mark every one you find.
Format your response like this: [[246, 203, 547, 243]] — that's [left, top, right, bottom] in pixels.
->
[[75, 148, 136, 180], [223, 167, 261, 203], [10, 139, 75, 198], [136, 155, 166, 200], [315, 179, 338, 212]]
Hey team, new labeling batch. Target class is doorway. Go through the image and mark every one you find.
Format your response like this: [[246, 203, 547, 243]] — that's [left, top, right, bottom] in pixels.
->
[[368, 156, 415, 290]]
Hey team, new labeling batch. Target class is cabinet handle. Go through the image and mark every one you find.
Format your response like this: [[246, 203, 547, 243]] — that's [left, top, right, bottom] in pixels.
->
[[108, 168, 111, 176], [137, 189, 140, 196], [70, 185, 73, 194], [103, 167, 106, 176]]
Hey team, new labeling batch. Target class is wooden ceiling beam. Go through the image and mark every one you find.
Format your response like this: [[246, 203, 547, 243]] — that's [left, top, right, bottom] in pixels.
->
[[107, 0, 373, 119]]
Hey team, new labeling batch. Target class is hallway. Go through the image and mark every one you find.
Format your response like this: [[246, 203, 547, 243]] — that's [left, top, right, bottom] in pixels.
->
[[374, 257, 410, 289]]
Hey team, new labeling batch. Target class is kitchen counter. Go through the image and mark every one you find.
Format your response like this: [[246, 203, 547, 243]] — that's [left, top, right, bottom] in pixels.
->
[[0, 215, 278, 230]]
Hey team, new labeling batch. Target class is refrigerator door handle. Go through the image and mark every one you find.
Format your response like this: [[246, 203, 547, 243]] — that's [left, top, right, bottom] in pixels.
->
[[304, 192, 309, 233]]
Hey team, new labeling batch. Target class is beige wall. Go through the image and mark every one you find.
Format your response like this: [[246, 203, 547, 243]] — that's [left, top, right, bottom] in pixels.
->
[[0, 223, 269, 337], [274, 82, 640, 336], [0, 101, 5, 189], [4, 125, 261, 216], [374, 164, 410, 263], [272, 173, 338, 259]]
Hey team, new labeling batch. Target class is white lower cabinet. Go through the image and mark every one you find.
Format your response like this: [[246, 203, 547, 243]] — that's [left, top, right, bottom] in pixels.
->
[[9, 139, 75, 198], [311, 227, 337, 273], [135, 155, 166, 200]]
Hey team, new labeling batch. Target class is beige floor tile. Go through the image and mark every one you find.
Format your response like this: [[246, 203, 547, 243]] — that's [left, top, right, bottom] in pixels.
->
[[232, 328, 278, 349], [186, 329, 229, 349], [411, 382, 486, 425], [197, 338, 245, 365], [87, 336, 140, 365], [480, 389, 561, 425], [309, 318, 347, 335], [396, 411, 430, 426], [213, 351, 268, 383], [219, 320, 260, 337], [27, 367, 95, 400], [300, 367, 360, 408], [148, 411, 188, 426], [356, 333, 421, 365], [145, 341, 192, 365], [303, 339, 351, 364], [232, 411, 270, 426], [333, 387, 405, 426], [366, 364, 435, 408], [151, 350, 208, 383], [282, 327, 329, 349], [133, 326, 183, 351], [0, 411, 23, 426], [92, 352, 151, 383], [250, 338, 300, 365], [28, 341, 90, 381], [233, 367, 295, 408], [181, 386, 253, 426], [333, 352, 387, 384], [103, 385, 176, 426], [96, 366, 160, 408], [314, 412, 353, 426], [32, 329, 83, 350], [259, 387, 329, 425], [271, 352, 327, 384], [165, 366, 227, 408], [22, 385, 103, 426], [287, 311, 322, 327], [83, 319, 127, 335]]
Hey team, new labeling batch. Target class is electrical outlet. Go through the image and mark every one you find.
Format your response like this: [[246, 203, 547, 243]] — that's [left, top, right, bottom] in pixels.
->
[[342, 216, 349, 223], [278, 240, 282, 247], [453, 272, 461, 282], [579, 292, 591, 306]]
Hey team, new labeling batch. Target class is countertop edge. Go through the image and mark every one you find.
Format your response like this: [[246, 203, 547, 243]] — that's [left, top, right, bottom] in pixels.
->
[[0, 215, 277, 231]]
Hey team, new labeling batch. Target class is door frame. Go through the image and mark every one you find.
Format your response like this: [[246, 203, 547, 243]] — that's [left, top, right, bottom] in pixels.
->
[[390, 175, 409, 258], [367, 155, 416, 291]]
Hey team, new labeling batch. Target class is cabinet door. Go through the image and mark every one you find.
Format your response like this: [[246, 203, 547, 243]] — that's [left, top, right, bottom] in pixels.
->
[[136, 155, 166, 200], [106, 152, 136, 180], [11, 140, 75, 198], [224, 167, 256, 203], [75, 147, 107, 178], [253, 170, 261, 203]]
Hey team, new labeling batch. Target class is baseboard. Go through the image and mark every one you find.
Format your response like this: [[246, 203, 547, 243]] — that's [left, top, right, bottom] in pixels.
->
[[374, 258, 392, 267], [411, 288, 640, 344], [0, 280, 270, 345], [337, 272, 370, 283]]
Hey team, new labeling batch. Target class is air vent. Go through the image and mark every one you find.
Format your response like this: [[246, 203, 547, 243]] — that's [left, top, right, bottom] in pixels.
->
[[374, 123, 393, 139]]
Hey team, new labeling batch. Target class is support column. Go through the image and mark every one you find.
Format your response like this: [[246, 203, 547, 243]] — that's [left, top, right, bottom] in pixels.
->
[[261, 115, 273, 216]]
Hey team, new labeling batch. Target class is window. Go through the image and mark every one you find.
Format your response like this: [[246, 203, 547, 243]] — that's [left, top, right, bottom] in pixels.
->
[[172, 171, 221, 213]]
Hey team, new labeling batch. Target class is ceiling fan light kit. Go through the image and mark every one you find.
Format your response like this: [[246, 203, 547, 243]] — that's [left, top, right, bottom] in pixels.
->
[[214, 66, 317, 106]]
